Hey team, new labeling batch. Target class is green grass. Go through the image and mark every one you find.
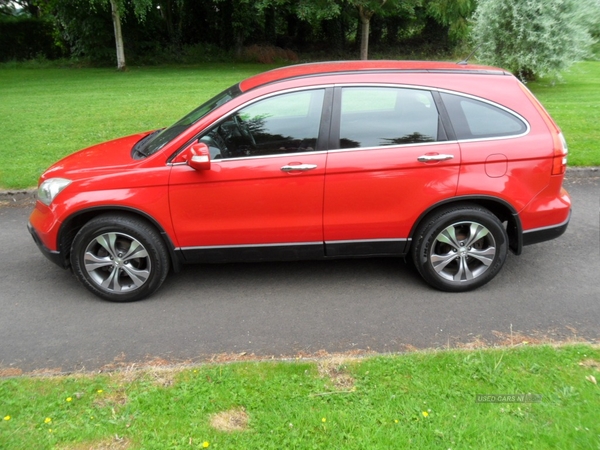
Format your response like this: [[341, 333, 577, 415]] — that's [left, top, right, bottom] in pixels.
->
[[0, 61, 598, 190], [1, 344, 599, 449], [0, 65, 273, 190], [528, 61, 600, 166]]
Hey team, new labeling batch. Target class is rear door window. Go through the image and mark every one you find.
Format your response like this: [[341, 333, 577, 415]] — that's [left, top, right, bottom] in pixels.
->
[[338, 87, 442, 149]]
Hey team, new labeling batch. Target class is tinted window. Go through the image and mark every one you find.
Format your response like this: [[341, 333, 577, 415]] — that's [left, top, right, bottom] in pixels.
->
[[200, 89, 325, 159], [440, 92, 527, 140], [338, 87, 440, 149]]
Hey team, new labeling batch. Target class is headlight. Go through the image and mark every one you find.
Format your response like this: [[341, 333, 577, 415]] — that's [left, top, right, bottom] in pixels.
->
[[38, 178, 72, 206]]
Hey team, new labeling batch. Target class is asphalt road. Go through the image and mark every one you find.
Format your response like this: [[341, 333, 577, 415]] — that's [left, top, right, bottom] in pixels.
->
[[0, 177, 598, 374]]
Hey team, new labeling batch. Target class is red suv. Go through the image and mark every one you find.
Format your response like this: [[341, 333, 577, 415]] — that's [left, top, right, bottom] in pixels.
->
[[28, 61, 571, 301]]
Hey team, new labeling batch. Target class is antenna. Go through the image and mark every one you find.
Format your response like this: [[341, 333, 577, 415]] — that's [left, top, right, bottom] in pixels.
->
[[457, 45, 482, 65]]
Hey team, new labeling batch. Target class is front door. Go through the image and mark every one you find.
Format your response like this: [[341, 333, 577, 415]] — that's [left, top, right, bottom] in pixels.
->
[[169, 88, 329, 262]]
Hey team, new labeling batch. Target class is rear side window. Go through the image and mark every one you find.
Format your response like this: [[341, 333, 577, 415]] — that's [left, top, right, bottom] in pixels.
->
[[440, 92, 527, 140], [338, 87, 442, 149]]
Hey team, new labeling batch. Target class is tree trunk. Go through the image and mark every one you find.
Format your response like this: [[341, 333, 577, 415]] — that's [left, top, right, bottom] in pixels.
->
[[110, 0, 126, 71], [359, 6, 373, 60]]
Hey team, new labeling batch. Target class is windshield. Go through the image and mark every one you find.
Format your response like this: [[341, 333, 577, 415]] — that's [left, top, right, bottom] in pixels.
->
[[137, 84, 242, 157]]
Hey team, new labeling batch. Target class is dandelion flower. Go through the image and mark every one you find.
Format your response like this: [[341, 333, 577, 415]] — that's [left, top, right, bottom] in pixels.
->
[[66, 397, 72, 402], [97, 389, 103, 394], [394, 419, 399, 423], [322, 417, 327, 423], [202, 442, 210, 448], [3, 416, 10, 421], [422, 411, 429, 418], [44, 418, 52, 424]]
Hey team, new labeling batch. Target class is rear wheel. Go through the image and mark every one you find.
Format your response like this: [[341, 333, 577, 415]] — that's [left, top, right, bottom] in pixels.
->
[[411, 205, 508, 292], [70, 215, 169, 302]]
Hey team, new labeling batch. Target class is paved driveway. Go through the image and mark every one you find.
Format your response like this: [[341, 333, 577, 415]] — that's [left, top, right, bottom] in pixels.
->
[[0, 177, 598, 374]]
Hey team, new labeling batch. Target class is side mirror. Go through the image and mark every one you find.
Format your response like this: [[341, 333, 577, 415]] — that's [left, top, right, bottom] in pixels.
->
[[187, 142, 211, 171]]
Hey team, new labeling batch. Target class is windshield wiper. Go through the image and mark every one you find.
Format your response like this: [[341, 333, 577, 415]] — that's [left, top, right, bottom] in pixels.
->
[[131, 129, 163, 159]]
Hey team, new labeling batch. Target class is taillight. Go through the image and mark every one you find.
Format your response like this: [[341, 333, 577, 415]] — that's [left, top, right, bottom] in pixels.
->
[[518, 82, 568, 176], [551, 132, 568, 175]]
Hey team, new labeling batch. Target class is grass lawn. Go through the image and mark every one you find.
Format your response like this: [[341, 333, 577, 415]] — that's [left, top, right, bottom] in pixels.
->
[[528, 61, 600, 167], [0, 64, 274, 190], [0, 61, 598, 190], [1, 344, 599, 449]]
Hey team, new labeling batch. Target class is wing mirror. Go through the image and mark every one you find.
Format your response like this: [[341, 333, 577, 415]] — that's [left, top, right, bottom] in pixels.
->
[[187, 142, 211, 171]]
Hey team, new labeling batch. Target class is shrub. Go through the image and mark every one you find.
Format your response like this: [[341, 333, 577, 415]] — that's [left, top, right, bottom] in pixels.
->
[[471, 0, 600, 80]]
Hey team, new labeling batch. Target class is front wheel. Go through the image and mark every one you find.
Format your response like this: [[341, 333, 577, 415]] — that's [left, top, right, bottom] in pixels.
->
[[411, 205, 508, 292], [70, 215, 170, 302]]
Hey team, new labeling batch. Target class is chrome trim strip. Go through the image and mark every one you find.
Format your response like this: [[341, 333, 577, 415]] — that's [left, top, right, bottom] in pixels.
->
[[179, 238, 411, 251], [326, 238, 410, 244], [180, 241, 323, 251], [523, 215, 571, 234]]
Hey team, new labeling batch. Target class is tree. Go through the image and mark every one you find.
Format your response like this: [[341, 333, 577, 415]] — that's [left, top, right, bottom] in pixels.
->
[[426, 0, 475, 42], [47, 0, 153, 70], [471, 0, 599, 80], [349, 0, 420, 60]]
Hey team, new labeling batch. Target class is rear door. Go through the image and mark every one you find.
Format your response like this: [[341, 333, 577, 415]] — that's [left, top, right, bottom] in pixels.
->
[[323, 86, 461, 256]]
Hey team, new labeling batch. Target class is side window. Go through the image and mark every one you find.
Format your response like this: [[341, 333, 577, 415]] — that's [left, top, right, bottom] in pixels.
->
[[440, 92, 527, 140], [338, 87, 440, 149], [200, 89, 325, 159]]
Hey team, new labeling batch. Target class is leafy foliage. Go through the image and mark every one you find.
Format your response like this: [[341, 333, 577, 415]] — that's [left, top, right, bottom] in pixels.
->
[[0, 18, 62, 61], [426, 0, 475, 41], [472, 0, 600, 80]]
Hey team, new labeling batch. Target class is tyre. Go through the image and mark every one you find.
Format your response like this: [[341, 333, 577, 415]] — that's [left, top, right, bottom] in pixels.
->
[[411, 205, 508, 292], [70, 214, 170, 302]]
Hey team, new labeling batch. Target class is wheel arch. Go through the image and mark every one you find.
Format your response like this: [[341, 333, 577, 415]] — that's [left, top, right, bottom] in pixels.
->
[[408, 196, 523, 255], [57, 206, 182, 272]]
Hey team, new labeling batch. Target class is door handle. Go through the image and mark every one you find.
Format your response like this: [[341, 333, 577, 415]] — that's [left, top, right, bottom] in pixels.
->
[[417, 154, 455, 162], [280, 164, 318, 172]]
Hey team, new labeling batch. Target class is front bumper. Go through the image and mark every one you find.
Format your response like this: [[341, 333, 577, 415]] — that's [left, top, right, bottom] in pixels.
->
[[28, 222, 68, 269]]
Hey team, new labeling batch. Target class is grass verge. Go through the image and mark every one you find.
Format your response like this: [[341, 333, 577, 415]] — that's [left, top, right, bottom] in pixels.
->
[[0, 61, 598, 190], [1, 344, 599, 449]]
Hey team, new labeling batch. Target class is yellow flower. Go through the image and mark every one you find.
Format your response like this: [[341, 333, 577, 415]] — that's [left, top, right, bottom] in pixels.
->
[[321, 417, 327, 423], [3, 415, 10, 421], [44, 418, 52, 424], [202, 442, 210, 448], [66, 397, 72, 402], [97, 389, 103, 394], [394, 419, 399, 423], [422, 411, 429, 418]]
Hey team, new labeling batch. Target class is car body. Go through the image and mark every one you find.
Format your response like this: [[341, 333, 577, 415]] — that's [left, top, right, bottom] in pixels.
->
[[28, 60, 571, 301]]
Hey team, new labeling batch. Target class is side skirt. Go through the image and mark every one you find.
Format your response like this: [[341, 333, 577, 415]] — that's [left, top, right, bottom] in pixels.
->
[[177, 239, 409, 264]]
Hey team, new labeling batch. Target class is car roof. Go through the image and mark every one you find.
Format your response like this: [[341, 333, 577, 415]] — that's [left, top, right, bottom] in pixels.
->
[[238, 60, 511, 92]]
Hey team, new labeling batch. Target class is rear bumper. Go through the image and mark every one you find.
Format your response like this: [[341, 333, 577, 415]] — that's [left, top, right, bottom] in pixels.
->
[[28, 222, 68, 269], [522, 210, 571, 246]]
